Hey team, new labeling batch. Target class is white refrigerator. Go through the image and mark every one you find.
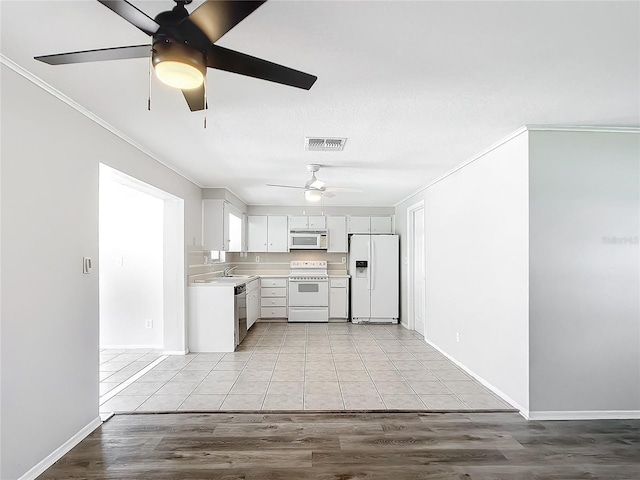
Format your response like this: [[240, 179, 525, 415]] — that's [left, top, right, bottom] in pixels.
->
[[349, 234, 399, 324]]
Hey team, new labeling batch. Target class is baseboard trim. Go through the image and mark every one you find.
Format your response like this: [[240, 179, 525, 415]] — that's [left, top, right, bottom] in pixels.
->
[[18, 416, 102, 480], [423, 338, 529, 418], [528, 410, 640, 421], [163, 349, 189, 355], [101, 344, 163, 349]]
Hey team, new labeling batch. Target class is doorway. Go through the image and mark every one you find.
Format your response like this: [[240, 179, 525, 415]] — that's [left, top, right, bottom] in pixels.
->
[[98, 164, 185, 411], [407, 201, 426, 336]]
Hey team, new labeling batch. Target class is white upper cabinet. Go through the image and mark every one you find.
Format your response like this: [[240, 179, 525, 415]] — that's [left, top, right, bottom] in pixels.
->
[[202, 200, 244, 251], [347, 216, 394, 234], [267, 215, 289, 252], [247, 215, 289, 252], [347, 216, 371, 234], [247, 215, 268, 252], [327, 216, 347, 253], [203, 199, 226, 250], [308, 216, 326, 229], [289, 216, 308, 230], [290, 215, 326, 230], [370, 216, 393, 234]]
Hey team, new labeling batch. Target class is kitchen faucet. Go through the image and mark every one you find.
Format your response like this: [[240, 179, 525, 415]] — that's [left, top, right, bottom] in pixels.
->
[[223, 266, 237, 276]]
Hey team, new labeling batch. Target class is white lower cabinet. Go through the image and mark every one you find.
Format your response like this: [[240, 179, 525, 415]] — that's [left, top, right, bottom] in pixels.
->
[[329, 277, 349, 320], [188, 284, 236, 352], [246, 279, 260, 329], [260, 277, 288, 319]]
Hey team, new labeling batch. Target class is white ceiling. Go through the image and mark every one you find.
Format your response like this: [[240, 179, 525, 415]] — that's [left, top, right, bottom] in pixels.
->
[[1, 1, 638, 206]]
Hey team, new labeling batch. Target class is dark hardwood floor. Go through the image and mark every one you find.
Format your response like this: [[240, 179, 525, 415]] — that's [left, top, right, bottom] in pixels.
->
[[38, 412, 639, 479]]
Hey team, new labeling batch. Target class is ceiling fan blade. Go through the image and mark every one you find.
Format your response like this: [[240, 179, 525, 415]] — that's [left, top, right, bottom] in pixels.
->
[[34, 44, 150, 65], [325, 187, 364, 192], [185, 1, 265, 44], [266, 184, 305, 189], [206, 45, 317, 90], [182, 85, 206, 112], [97, 0, 159, 36]]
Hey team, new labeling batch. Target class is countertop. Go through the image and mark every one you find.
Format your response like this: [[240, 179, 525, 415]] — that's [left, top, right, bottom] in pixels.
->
[[189, 272, 350, 287], [189, 275, 260, 287]]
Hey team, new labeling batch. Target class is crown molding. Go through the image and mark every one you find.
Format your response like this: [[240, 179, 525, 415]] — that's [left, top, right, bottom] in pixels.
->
[[0, 54, 204, 189], [525, 124, 640, 133], [394, 126, 528, 207], [394, 124, 640, 207]]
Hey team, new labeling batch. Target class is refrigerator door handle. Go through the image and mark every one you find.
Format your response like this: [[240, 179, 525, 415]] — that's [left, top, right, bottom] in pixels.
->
[[367, 242, 371, 290], [371, 238, 375, 290], [367, 240, 371, 290]]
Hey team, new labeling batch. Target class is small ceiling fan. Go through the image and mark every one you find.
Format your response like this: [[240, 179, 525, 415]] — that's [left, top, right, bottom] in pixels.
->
[[34, 0, 317, 112], [267, 164, 360, 202]]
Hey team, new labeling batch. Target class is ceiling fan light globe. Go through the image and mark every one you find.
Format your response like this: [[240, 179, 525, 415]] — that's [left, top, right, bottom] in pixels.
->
[[305, 190, 323, 202], [155, 61, 204, 89], [152, 41, 206, 90]]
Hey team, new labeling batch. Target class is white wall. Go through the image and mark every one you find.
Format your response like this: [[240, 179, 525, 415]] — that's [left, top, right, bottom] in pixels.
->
[[99, 178, 164, 348], [528, 130, 640, 415], [396, 128, 640, 418], [395, 133, 530, 411], [0, 65, 202, 479], [425, 132, 530, 411]]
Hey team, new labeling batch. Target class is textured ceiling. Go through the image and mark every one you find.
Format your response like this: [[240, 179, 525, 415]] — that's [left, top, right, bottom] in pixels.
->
[[1, 1, 638, 206]]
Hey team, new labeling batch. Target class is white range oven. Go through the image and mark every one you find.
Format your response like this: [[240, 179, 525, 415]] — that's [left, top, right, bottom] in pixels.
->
[[288, 261, 329, 322]]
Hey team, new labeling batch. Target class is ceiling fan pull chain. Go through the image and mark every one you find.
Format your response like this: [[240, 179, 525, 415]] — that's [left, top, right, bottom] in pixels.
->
[[147, 53, 153, 111], [203, 78, 208, 129]]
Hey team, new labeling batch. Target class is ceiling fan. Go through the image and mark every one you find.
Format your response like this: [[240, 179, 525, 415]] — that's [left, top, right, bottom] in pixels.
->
[[267, 164, 360, 202], [34, 0, 317, 112]]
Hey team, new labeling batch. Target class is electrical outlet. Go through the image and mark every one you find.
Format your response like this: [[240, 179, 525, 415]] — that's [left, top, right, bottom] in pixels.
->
[[255, 255, 260, 263], [145, 319, 153, 329], [456, 332, 460, 343], [342, 256, 346, 264]]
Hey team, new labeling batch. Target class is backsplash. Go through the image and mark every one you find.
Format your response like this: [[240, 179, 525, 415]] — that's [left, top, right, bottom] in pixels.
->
[[187, 249, 348, 281], [226, 251, 348, 275]]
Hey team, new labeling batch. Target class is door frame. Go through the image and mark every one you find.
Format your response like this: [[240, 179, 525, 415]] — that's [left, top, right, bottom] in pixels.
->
[[406, 200, 425, 335], [99, 164, 185, 354]]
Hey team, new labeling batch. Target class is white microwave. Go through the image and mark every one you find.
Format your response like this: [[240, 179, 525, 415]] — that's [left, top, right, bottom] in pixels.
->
[[290, 231, 327, 249]]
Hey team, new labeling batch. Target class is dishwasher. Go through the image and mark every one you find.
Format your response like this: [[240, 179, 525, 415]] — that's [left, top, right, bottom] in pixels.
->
[[234, 283, 247, 347]]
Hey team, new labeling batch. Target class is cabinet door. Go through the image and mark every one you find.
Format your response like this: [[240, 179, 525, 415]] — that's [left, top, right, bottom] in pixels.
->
[[330, 287, 348, 318], [247, 290, 260, 329], [247, 216, 268, 252], [327, 216, 347, 253], [308, 216, 326, 229], [348, 216, 371, 234], [202, 199, 225, 250], [267, 216, 289, 252], [371, 216, 393, 234], [289, 216, 308, 230]]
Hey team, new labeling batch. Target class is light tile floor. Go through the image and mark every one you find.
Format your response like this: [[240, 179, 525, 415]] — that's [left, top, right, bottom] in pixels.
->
[[100, 323, 514, 413], [99, 348, 165, 397]]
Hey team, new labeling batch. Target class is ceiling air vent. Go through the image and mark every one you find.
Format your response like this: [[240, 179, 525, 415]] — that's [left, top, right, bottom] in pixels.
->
[[305, 137, 347, 151]]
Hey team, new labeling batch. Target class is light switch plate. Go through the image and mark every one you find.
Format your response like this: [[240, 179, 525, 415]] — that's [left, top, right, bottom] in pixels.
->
[[83, 257, 92, 274]]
